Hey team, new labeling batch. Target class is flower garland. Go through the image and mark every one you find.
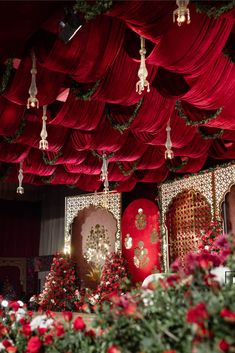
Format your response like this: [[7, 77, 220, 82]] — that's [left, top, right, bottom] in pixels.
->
[[71, 79, 101, 101], [91, 150, 115, 160], [3, 119, 26, 143], [166, 157, 189, 172], [41, 172, 56, 184], [195, 0, 235, 18], [0, 58, 13, 94], [117, 160, 139, 177], [106, 98, 144, 134], [42, 150, 63, 165], [198, 127, 224, 140], [73, 0, 113, 21], [175, 100, 223, 126]]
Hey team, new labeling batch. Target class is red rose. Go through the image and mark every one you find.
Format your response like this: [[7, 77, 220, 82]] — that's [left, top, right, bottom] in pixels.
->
[[219, 339, 230, 352], [6, 346, 17, 353], [73, 317, 86, 331], [62, 311, 73, 322], [37, 327, 47, 336], [2, 339, 11, 348], [21, 324, 31, 337], [107, 345, 121, 353], [9, 301, 20, 312], [56, 324, 65, 337], [26, 336, 42, 353], [44, 334, 53, 345], [85, 329, 96, 337], [186, 303, 209, 324], [220, 308, 235, 322]]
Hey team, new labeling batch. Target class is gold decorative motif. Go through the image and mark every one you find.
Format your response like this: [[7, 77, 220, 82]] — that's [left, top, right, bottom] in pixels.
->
[[135, 208, 147, 230], [134, 241, 150, 269], [150, 228, 158, 244], [124, 233, 133, 249], [84, 224, 111, 267]]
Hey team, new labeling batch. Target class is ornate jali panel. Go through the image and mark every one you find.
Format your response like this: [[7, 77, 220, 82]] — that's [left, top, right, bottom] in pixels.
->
[[166, 190, 212, 266], [64, 192, 121, 254]]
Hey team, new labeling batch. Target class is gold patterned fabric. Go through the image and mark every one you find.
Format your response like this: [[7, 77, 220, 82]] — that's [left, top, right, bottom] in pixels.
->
[[133, 241, 150, 269], [135, 208, 147, 230]]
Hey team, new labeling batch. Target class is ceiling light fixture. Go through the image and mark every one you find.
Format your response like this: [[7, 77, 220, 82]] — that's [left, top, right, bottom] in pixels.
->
[[59, 13, 83, 44], [173, 0, 191, 26]]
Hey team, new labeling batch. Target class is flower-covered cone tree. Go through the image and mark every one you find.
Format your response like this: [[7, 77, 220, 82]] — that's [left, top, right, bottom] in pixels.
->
[[96, 252, 130, 301], [38, 253, 77, 311]]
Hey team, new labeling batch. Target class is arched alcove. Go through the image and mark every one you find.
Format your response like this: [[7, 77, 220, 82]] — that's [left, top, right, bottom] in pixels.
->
[[71, 205, 117, 289], [166, 189, 212, 266]]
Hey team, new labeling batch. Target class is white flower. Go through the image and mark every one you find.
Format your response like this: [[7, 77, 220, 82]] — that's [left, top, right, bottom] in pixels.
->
[[0, 343, 5, 351], [16, 308, 26, 321], [30, 315, 54, 331]]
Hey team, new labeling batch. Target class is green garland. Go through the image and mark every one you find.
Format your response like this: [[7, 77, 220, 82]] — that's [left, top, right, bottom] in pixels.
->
[[106, 98, 144, 134], [223, 48, 235, 63], [195, 0, 235, 18], [117, 160, 139, 177], [42, 150, 63, 166], [166, 158, 189, 172], [0, 59, 13, 94], [198, 127, 224, 140], [73, 0, 113, 21], [162, 160, 235, 186], [71, 79, 101, 101], [3, 119, 26, 143], [41, 172, 56, 184], [175, 100, 223, 126], [91, 150, 115, 160]]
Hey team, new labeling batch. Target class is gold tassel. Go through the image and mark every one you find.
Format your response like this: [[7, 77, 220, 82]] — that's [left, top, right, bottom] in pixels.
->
[[27, 51, 39, 109], [173, 0, 190, 26], [165, 120, 174, 159], [136, 36, 150, 95], [39, 105, 48, 150], [100, 152, 109, 192], [16, 161, 24, 194]]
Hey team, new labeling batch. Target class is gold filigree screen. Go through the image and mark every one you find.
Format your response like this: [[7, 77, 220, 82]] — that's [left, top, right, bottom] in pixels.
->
[[166, 190, 212, 266]]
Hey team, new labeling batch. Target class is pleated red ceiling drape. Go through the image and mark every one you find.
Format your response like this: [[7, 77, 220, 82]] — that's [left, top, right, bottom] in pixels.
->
[[0, 1, 234, 190]]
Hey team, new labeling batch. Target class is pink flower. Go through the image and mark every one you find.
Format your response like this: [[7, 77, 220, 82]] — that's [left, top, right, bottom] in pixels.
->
[[26, 336, 42, 353], [186, 303, 209, 324], [73, 317, 86, 331]]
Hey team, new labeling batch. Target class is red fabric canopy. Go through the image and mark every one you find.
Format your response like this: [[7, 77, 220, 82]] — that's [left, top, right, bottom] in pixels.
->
[[0, 1, 234, 191]]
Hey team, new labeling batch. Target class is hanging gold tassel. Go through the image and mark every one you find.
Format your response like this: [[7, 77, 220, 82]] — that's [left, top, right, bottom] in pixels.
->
[[39, 105, 48, 150], [100, 152, 109, 192], [173, 0, 190, 27], [165, 120, 174, 159], [27, 51, 39, 109], [16, 161, 24, 194], [136, 36, 150, 95]]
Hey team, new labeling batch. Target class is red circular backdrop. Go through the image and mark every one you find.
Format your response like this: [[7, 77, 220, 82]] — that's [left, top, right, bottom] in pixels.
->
[[122, 198, 161, 284]]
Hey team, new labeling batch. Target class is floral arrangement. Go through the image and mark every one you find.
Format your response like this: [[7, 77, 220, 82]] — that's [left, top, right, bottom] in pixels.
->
[[1, 237, 235, 353], [37, 253, 77, 311], [198, 220, 223, 253], [95, 252, 130, 302]]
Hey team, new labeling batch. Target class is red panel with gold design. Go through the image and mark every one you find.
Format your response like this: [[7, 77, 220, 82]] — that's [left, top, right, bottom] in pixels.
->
[[121, 199, 161, 284]]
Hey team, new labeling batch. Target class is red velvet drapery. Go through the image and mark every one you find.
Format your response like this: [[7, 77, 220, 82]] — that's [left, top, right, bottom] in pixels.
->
[[0, 1, 234, 191]]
